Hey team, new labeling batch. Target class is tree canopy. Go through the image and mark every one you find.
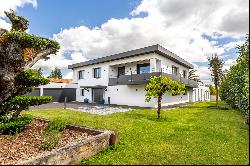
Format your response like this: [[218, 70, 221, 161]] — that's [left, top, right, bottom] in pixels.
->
[[208, 53, 224, 107], [0, 10, 60, 102], [48, 67, 63, 79], [145, 76, 186, 118]]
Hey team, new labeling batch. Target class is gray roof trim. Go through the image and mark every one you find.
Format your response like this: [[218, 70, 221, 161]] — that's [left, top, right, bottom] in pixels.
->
[[68, 44, 194, 69]]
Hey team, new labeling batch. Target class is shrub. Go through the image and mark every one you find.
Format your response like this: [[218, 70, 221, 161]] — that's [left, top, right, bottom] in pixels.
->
[[45, 118, 66, 132], [40, 130, 61, 151], [40, 118, 67, 151], [0, 115, 32, 135]]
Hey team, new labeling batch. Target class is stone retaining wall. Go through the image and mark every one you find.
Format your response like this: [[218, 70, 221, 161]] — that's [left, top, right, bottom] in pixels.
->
[[16, 118, 119, 165]]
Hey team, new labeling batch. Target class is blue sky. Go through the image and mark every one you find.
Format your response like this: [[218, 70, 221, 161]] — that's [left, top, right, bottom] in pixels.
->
[[17, 0, 142, 37], [0, 0, 248, 83]]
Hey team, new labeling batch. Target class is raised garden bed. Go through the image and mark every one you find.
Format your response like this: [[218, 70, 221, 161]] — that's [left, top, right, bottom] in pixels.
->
[[0, 118, 119, 165]]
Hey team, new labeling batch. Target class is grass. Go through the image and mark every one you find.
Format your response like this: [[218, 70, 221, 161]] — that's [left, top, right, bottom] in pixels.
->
[[23, 101, 249, 165]]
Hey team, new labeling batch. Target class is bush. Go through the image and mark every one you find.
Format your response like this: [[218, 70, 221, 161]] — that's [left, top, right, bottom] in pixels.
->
[[220, 35, 249, 116], [45, 118, 66, 132], [40, 118, 67, 151], [0, 115, 32, 135], [40, 130, 61, 151]]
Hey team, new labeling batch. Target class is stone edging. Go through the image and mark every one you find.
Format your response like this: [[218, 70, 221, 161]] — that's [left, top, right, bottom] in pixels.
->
[[16, 117, 119, 165]]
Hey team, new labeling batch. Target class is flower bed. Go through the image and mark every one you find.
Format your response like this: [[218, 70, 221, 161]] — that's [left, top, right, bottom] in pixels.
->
[[0, 118, 119, 165]]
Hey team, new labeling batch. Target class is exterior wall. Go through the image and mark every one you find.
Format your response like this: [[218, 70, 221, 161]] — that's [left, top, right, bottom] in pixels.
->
[[105, 85, 190, 108], [72, 52, 195, 107]]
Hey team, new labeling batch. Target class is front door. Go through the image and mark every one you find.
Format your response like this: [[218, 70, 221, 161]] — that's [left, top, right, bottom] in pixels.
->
[[92, 88, 104, 103]]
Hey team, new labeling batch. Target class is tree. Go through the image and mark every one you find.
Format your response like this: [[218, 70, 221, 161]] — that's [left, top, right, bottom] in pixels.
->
[[209, 85, 216, 95], [0, 10, 60, 102], [145, 76, 186, 119], [188, 69, 202, 83], [37, 67, 43, 77], [48, 67, 62, 79], [208, 53, 224, 107], [220, 35, 249, 117], [0, 10, 59, 118]]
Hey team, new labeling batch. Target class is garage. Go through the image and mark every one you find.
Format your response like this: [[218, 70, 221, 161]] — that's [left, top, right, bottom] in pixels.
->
[[43, 88, 76, 102]]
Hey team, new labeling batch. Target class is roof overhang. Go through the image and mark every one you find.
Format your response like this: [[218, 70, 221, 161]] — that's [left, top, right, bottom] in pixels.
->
[[68, 44, 194, 69]]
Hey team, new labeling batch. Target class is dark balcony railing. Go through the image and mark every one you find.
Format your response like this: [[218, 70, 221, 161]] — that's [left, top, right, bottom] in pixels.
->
[[108, 72, 198, 87]]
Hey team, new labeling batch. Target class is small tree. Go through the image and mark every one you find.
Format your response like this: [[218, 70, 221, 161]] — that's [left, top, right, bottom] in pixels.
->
[[145, 76, 186, 119], [208, 53, 224, 107], [209, 85, 216, 95], [37, 67, 43, 77], [48, 67, 62, 79], [188, 69, 202, 83]]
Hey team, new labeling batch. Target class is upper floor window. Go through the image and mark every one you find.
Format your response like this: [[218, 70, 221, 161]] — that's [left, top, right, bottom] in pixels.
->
[[78, 70, 84, 80], [183, 70, 187, 78], [172, 66, 178, 76], [137, 63, 150, 74], [93, 67, 101, 78]]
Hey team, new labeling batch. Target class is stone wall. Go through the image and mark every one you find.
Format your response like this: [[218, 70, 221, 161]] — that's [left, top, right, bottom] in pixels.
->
[[16, 118, 119, 165]]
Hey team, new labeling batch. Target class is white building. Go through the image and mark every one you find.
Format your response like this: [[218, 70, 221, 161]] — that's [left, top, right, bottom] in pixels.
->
[[69, 44, 210, 108]]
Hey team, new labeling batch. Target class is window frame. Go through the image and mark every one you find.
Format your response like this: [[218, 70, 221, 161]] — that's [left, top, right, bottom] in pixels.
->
[[183, 70, 187, 78], [172, 66, 178, 76], [78, 70, 84, 80], [93, 67, 101, 78], [137, 63, 150, 74]]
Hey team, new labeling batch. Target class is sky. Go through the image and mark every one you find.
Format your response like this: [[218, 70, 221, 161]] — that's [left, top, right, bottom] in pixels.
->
[[0, 0, 249, 84]]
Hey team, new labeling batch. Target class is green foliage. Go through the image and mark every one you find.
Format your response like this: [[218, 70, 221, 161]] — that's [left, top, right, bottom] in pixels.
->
[[40, 129, 61, 151], [0, 115, 32, 135], [47, 67, 63, 79], [3, 31, 60, 51], [40, 118, 66, 151], [188, 69, 202, 83], [145, 75, 185, 118], [45, 118, 66, 132], [208, 53, 224, 106], [209, 85, 216, 95], [220, 35, 249, 116], [0, 69, 51, 117]]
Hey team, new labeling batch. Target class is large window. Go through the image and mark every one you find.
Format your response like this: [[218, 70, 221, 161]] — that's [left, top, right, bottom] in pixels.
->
[[172, 66, 178, 76], [93, 67, 101, 78], [78, 70, 84, 80], [137, 63, 150, 74]]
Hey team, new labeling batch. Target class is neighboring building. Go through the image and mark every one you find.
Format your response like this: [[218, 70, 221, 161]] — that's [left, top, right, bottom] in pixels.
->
[[192, 84, 210, 102], [26, 78, 77, 102], [68, 44, 210, 108]]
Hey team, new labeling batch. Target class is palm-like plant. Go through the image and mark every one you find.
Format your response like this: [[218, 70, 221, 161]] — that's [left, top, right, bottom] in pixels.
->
[[188, 69, 202, 83]]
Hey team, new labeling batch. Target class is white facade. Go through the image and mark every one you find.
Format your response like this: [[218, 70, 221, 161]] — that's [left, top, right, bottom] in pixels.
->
[[191, 85, 211, 102], [70, 46, 210, 108]]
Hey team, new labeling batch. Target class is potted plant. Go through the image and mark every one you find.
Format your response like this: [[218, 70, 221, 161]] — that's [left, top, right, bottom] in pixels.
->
[[84, 98, 89, 103], [100, 99, 105, 104]]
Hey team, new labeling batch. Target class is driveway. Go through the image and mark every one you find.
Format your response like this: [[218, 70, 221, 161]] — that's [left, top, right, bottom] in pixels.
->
[[29, 102, 142, 115]]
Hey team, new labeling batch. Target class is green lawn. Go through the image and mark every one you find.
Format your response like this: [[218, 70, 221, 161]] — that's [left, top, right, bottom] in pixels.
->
[[23, 101, 249, 165]]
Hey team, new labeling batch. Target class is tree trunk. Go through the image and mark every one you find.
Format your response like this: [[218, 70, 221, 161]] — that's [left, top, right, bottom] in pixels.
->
[[157, 96, 162, 119], [215, 85, 218, 107], [11, 106, 26, 119]]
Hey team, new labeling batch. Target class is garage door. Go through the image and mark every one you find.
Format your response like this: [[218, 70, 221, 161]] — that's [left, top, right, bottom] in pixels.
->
[[43, 88, 76, 102]]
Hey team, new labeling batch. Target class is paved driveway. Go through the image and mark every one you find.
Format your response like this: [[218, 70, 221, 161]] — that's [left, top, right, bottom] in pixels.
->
[[29, 102, 141, 115]]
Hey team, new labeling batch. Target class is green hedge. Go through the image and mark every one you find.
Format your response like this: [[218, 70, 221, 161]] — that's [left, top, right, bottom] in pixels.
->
[[220, 35, 249, 116], [0, 115, 32, 135]]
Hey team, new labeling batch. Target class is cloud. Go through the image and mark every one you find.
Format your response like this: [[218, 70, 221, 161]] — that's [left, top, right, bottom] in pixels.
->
[[28, 0, 249, 81], [0, 0, 37, 29]]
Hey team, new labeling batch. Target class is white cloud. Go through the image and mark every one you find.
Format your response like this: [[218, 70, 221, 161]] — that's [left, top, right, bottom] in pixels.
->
[[0, 0, 37, 29], [11, 0, 248, 82]]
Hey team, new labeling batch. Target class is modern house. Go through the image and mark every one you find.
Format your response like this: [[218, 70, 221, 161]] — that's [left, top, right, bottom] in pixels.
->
[[68, 44, 210, 108]]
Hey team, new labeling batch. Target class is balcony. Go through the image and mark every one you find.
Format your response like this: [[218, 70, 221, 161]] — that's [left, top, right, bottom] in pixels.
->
[[108, 72, 198, 87]]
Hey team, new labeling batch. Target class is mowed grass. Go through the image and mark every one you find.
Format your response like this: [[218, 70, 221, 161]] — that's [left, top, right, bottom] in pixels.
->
[[23, 101, 249, 165]]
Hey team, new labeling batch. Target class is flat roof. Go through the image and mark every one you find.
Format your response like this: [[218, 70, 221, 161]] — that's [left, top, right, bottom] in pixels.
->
[[68, 44, 194, 69]]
